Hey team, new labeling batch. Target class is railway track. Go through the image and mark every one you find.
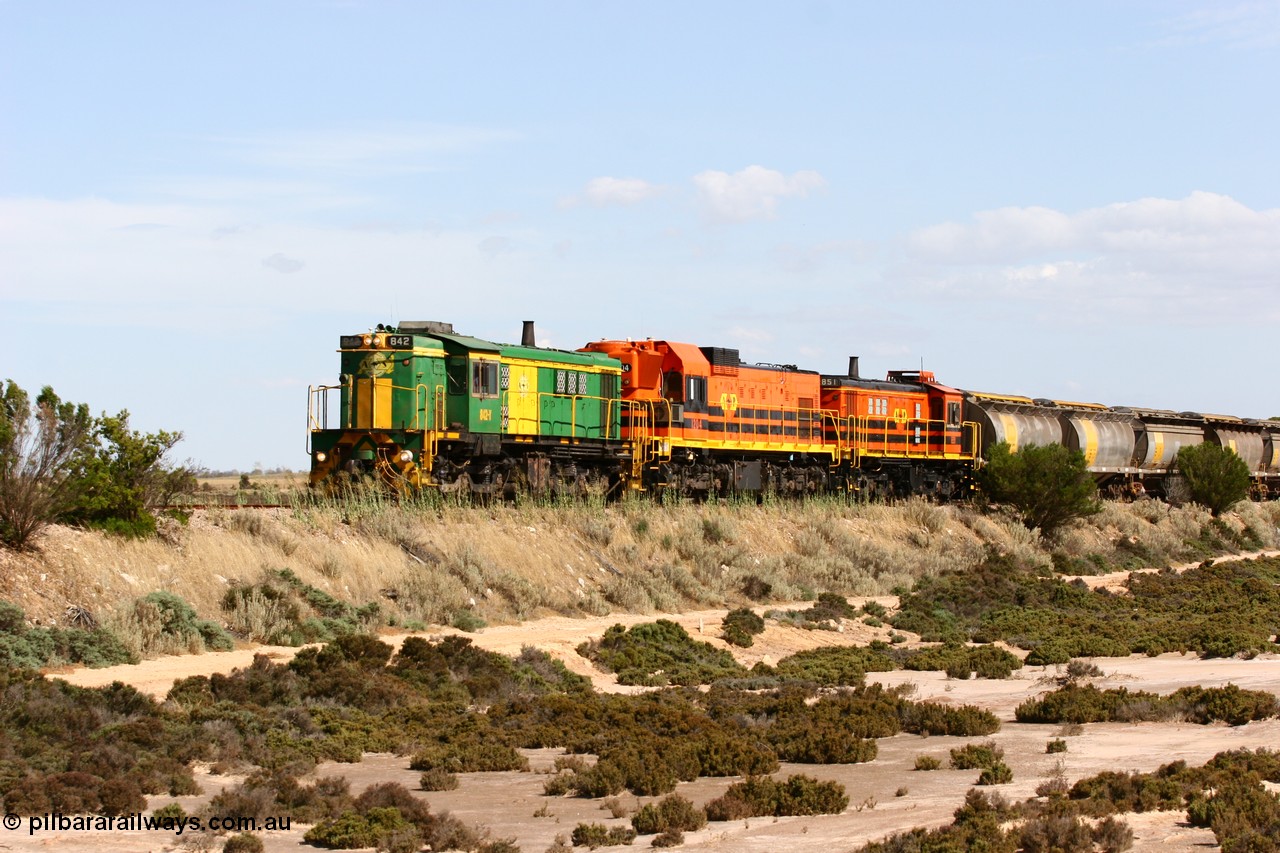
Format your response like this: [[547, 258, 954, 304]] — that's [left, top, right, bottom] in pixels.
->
[[163, 502, 293, 511]]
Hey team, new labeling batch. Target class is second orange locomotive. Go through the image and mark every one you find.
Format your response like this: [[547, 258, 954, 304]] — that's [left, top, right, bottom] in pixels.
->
[[581, 339, 977, 498]]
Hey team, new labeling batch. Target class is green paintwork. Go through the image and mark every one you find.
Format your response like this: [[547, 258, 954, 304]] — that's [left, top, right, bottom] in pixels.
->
[[314, 324, 624, 486]]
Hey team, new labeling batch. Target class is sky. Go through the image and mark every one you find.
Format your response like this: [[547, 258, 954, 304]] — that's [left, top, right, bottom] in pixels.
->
[[2, 1, 1278, 471]]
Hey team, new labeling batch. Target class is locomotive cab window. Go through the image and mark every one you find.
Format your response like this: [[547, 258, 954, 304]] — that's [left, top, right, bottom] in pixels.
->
[[947, 402, 961, 426], [472, 360, 499, 398], [446, 359, 467, 394], [662, 372, 684, 402], [686, 376, 707, 410]]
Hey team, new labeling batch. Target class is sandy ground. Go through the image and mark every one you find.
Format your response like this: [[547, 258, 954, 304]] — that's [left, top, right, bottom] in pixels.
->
[[29, 589, 1280, 853]]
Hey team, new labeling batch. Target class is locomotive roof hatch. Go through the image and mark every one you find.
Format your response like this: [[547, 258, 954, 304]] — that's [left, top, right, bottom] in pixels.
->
[[395, 320, 456, 335]]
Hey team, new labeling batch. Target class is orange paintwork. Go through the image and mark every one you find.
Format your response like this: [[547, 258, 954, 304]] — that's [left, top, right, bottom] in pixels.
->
[[582, 339, 974, 466], [581, 339, 831, 451], [820, 377, 968, 459]]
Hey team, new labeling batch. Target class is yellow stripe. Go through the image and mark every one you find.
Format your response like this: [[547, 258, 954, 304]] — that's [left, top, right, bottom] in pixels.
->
[[1152, 431, 1164, 464], [999, 414, 1019, 452], [1081, 420, 1098, 466], [500, 356, 621, 374]]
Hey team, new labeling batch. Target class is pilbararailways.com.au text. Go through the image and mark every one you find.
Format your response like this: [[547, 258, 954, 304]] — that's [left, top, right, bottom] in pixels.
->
[[3, 812, 292, 836]]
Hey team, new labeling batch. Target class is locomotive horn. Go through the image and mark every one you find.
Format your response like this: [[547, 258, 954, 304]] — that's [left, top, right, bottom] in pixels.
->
[[522, 320, 536, 347], [848, 356, 860, 379]]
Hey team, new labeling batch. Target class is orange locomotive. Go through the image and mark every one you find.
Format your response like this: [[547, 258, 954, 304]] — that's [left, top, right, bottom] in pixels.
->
[[819, 359, 978, 498], [580, 339, 979, 498]]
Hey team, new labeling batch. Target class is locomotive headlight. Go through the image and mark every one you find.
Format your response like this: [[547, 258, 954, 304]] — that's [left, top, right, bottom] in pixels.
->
[[398, 450, 414, 463], [372, 335, 382, 347], [315, 451, 327, 462], [361, 334, 372, 346]]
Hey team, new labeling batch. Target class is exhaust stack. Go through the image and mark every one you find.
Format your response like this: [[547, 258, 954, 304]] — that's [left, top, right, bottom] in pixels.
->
[[848, 356, 860, 380], [522, 320, 536, 347]]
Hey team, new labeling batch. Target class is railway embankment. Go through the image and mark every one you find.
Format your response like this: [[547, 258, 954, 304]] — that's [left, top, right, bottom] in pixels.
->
[[1, 497, 1277, 669]]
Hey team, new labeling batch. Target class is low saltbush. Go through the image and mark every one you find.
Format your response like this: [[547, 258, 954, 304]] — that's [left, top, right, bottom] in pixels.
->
[[0, 601, 136, 669], [1014, 683, 1280, 726], [631, 794, 707, 835], [704, 774, 848, 820], [721, 607, 766, 647], [577, 620, 746, 686], [571, 823, 636, 849]]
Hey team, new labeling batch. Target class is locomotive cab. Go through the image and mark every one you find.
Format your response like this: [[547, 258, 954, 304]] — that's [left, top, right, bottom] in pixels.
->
[[308, 323, 448, 488]]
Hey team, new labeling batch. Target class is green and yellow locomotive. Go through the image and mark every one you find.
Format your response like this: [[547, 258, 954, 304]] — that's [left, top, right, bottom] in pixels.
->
[[307, 321, 627, 496]]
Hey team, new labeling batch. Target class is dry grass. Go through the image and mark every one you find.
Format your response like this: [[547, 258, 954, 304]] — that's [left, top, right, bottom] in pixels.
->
[[1, 495, 1277, 655]]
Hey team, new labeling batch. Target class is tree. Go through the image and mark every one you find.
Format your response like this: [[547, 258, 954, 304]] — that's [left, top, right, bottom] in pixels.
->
[[1175, 443, 1250, 517], [0, 381, 94, 549], [62, 410, 193, 537], [1, 380, 195, 549], [976, 442, 1101, 538]]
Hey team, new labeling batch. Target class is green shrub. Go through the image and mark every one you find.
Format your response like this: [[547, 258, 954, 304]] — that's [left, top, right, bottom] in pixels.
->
[[704, 775, 848, 819], [900, 702, 1001, 737], [409, 740, 528, 774], [652, 828, 684, 848], [418, 768, 459, 791], [977, 762, 1013, 785], [221, 570, 383, 646], [950, 742, 1004, 771], [223, 834, 266, 853], [977, 442, 1101, 537], [774, 645, 896, 686], [152, 803, 187, 821], [861, 600, 888, 619], [1047, 739, 1068, 754], [721, 608, 765, 647], [304, 807, 417, 850], [1176, 443, 1251, 517], [577, 620, 746, 686], [568, 760, 627, 798], [0, 601, 136, 669], [631, 794, 707, 835], [1092, 815, 1134, 852], [571, 823, 636, 849], [1018, 815, 1093, 852], [1015, 683, 1280, 726], [132, 591, 234, 656], [914, 755, 942, 771]]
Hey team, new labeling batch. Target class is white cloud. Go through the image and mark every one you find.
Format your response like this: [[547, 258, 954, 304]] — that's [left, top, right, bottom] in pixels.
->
[[692, 165, 825, 222], [1159, 2, 1280, 50], [207, 124, 517, 177], [262, 253, 304, 273], [897, 192, 1280, 324], [478, 235, 512, 258], [561, 176, 664, 208]]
